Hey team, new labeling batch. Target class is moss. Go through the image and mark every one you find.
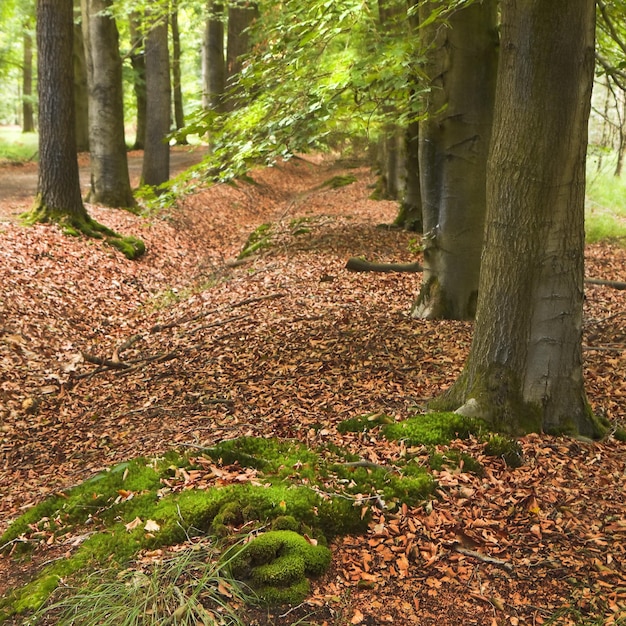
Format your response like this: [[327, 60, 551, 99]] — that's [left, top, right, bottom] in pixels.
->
[[239, 222, 273, 259], [271, 515, 300, 532], [484, 435, 524, 468], [337, 412, 394, 434], [382, 412, 482, 447], [429, 450, 484, 476], [321, 174, 357, 189], [21, 203, 145, 260], [614, 428, 626, 442], [229, 530, 331, 606]]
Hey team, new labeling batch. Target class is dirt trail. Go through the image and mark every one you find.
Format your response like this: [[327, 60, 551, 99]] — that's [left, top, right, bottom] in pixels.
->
[[0, 147, 206, 220]]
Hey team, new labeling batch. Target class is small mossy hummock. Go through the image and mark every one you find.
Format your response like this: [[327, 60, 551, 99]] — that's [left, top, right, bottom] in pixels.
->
[[382, 412, 483, 446]]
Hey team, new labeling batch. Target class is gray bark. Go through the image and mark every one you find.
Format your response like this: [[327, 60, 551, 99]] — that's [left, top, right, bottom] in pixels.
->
[[226, 2, 257, 109], [141, 16, 171, 188], [35, 0, 87, 217], [73, 20, 89, 151], [129, 16, 146, 150], [435, 0, 605, 438], [171, 4, 185, 132], [81, 0, 134, 207], [202, 1, 225, 112], [411, 1, 498, 320], [22, 24, 35, 133]]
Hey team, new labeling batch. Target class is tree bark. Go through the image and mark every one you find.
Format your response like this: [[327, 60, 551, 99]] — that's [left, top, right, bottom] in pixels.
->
[[22, 23, 35, 133], [171, 3, 185, 133], [129, 15, 146, 150], [72, 19, 90, 152], [226, 2, 257, 110], [34, 0, 88, 219], [141, 15, 170, 188], [435, 0, 605, 438], [82, 0, 134, 207], [411, 1, 498, 320], [203, 1, 225, 112]]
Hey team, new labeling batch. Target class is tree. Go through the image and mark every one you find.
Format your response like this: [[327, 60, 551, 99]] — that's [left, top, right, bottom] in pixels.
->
[[202, 1, 225, 112], [140, 12, 170, 188], [31, 0, 88, 222], [411, 0, 498, 320], [129, 14, 147, 150], [73, 16, 90, 151], [22, 20, 35, 132], [171, 0, 185, 132], [81, 0, 134, 207], [27, 0, 144, 259], [433, 0, 605, 438], [226, 0, 258, 110]]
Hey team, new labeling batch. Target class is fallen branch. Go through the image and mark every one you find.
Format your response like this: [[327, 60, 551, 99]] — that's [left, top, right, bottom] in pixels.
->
[[584, 278, 626, 290], [452, 544, 514, 573], [345, 258, 423, 273], [81, 352, 130, 370]]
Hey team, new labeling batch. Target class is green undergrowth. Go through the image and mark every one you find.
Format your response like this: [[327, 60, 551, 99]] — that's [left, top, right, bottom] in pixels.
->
[[320, 174, 357, 189], [0, 436, 435, 620], [380, 411, 483, 446]]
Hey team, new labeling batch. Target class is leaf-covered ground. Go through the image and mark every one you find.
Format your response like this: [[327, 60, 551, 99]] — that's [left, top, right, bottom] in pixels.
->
[[0, 155, 625, 625]]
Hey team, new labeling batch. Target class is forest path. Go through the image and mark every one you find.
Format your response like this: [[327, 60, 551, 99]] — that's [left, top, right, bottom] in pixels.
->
[[0, 146, 205, 220]]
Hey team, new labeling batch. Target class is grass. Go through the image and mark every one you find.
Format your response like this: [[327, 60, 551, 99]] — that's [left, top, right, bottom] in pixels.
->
[[586, 151, 626, 244], [0, 126, 38, 164]]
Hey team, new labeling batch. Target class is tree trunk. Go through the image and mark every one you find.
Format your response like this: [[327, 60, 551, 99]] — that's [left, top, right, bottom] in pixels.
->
[[411, 1, 498, 320], [34, 0, 87, 220], [141, 15, 170, 188], [226, 2, 258, 110], [394, 120, 422, 231], [22, 24, 35, 133], [82, 0, 134, 207], [434, 0, 605, 438], [171, 3, 185, 133], [129, 15, 146, 150], [202, 1, 225, 112], [73, 19, 90, 151]]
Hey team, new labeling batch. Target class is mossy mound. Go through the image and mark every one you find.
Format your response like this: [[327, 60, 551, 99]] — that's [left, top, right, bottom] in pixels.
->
[[0, 436, 438, 618], [321, 174, 357, 189], [429, 449, 485, 476], [484, 434, 524, 468], [229, 530, 332, 606], [382, 412, 483, 447]]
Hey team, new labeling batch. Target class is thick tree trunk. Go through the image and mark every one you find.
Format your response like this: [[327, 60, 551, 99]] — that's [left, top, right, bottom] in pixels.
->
[[171, 4, 185, 132], [82, 0, 134, 207], [129, 15, 146, 150], [435, 0, 605, 438], [203, 1, 226, 112], [411, 1, 498, 320], [22, 25, 35, 133], [34, 0, 87, 219], [141, 16, 170, 188]]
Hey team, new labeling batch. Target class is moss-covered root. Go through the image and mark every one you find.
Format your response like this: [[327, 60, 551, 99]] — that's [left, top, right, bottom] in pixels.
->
[[229, 530, 332, 606], [21, 204, 145, 260]]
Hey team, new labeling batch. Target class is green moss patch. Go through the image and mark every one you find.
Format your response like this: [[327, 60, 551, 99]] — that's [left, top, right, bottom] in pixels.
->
[[0, 436, 438, 618], [382, 412, 483, 447], [320, 174, 357, 189], [229, 530, 332, 606], [337, 412, 394, 434], [484, 435, 524, 468]]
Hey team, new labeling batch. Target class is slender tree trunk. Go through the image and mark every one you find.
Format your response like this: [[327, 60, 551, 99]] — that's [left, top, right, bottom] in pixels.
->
[[202, 1, 225, 112], [615, 93, 625, 177], [82, 0, 134, 207], [22, 24, 35, 133], [73, 19, 90, 151], [226, 2, 258, 110], [435, 0, 605, 438], [411, 1, 498, 320], [171, 3, 185, 133], [141, 15, 170, 188], [34, 0, 87, 219], [394, 120, 422, 231], [129, 15, 146, 150]]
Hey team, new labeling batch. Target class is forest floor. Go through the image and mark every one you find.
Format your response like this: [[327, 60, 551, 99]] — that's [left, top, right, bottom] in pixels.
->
[[0, 152, 625, 625]]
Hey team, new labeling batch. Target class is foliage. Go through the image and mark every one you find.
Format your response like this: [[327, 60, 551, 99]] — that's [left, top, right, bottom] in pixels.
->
[[0, 126, 37, 163]]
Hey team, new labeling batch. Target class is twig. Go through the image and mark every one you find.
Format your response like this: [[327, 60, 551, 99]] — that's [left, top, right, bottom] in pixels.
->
[[453, 544, 514, 573], [81, 352, 130, 370], [585, 277, 626, 290]]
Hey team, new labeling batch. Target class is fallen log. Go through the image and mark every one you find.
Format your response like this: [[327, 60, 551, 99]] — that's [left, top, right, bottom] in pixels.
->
[[346, 257, 626, 289], [345, 258, 423, 273]]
